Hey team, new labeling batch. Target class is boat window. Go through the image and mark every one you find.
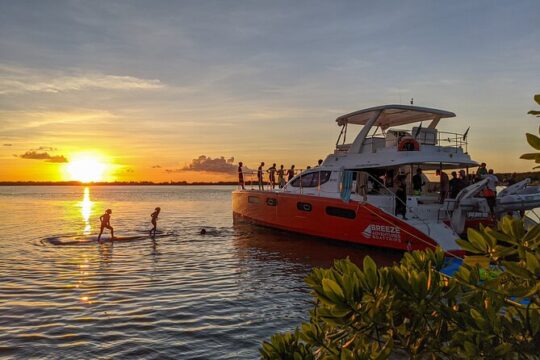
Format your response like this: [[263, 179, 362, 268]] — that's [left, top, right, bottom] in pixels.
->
[[248, 196, 260, 204], [266, 198, 277, 206], [297, 202, 312, 212], [325, 206, 356, 219], [290, 171, 331, 188]]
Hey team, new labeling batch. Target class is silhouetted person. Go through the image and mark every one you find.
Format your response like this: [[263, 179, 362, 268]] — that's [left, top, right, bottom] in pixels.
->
[[449, 171, 465, 198], [317, 159, 323, 167], [287, 165, 295, 181], [277, 165, 285, 188], [97, 209, 114, 242], [476, 162, 487, 181], [394, 177, 407, 220], [507, 172, 517, 186], [436, 169, 449, 203], [267, 163, 276, 189], [412, 168, 425, 196], [459, 169, 469, 186], [484, 169, 499, 216], [238, 162, 245, 189], [150, 207, 161, 236], [257, 162, 265, 190]]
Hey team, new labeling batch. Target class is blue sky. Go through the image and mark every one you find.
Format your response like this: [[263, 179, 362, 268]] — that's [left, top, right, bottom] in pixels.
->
[[0, 0, 539, 180]]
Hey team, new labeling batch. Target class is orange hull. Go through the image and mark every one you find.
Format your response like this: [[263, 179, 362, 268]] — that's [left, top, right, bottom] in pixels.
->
[[232, 190, 440, 252]]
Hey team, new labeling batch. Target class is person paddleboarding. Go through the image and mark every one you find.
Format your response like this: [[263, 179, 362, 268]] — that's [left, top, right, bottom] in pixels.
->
[[97, 209, 114, 242], [150, 207, 161, 236]]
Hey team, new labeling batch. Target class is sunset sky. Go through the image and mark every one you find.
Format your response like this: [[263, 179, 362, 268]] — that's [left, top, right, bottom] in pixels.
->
[[1, 1, 539, 182]]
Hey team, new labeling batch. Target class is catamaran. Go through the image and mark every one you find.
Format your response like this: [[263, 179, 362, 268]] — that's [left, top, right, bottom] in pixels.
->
[[232, 105, 540, 254]]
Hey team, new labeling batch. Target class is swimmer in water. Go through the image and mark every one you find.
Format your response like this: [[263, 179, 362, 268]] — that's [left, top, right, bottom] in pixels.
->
[[200, 228, 207, 235], [97, 209, 114, 242], [150, 207, 161, 236]]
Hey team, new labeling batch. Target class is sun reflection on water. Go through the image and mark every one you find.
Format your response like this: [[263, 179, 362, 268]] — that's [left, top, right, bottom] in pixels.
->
[[81, 187, 93, 235]]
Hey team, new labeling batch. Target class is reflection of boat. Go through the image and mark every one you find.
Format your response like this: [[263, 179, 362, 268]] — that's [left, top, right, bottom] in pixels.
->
[[232, 222, 401, 268], [232, 105, 539, 254]]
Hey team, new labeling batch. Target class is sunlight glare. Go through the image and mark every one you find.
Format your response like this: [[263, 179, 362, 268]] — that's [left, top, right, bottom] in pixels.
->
[[67, 156, 107, 182], [81, 187, 93, 235]]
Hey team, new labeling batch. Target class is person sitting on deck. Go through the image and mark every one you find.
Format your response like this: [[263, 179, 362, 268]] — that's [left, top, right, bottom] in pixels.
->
[[257, 162, 265, 190], [267, 163, 277, 189], [237, 162, 245, 190]]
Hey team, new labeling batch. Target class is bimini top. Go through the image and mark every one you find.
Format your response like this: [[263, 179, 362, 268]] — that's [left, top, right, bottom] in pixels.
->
[[336, 104, 456, 128]]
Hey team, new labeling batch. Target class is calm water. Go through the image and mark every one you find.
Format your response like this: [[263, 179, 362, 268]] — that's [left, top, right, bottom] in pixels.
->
[[0, 186, 401, 359]]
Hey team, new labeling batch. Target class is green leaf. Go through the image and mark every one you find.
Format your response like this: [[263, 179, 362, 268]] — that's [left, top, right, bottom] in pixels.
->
[[322, 278, 345, 301], [456, 238, 483, 254], [363, 256, 378, 289], [525, 252, 540, 273], [520, 153, 540, 160], [502, 261, 532, 279], [493, 343, 512, 356], [526, 133, 540, 151]]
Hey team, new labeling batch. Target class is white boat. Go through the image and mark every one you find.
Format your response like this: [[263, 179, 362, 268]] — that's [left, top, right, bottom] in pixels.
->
[[232, 105, 540, 254]]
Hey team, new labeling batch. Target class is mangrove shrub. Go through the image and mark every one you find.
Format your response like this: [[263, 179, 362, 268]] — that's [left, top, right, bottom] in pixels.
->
[[260, 216, 540, 359]]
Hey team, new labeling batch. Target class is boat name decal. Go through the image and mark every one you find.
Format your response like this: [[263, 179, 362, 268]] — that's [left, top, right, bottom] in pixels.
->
[[362, 224, 401, 242]]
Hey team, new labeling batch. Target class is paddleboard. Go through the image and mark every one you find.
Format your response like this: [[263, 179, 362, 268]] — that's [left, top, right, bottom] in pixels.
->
[[44, 232, 168, 246]]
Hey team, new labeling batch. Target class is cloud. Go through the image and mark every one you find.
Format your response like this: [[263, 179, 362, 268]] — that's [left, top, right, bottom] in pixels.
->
[[19, 150, 68, 163], [3, 144, 12, 146], [33, 146, 57, 151], [0, 65, 165, 95], [152, 165, 162, 168], [167, 155, 237, 173]]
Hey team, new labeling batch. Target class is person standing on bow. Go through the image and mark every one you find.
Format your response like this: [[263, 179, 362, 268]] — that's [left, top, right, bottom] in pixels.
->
[[267, 163, 277, 189], [237, 162, 245, 190], [277, 165, 285, 188], [257, 162, 265, 190], [287, 165, 295, 182]]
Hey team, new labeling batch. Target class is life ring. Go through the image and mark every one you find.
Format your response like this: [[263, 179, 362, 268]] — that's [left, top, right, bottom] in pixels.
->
[[398, 137, 420, 151]]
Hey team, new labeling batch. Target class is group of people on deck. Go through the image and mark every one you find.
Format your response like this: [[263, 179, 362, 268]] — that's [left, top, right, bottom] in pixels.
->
[[237, 159, 324, 190], [395, 162, 499, 219]]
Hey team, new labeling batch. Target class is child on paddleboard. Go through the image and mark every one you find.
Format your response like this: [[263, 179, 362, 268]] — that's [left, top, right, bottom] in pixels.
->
[[150, 207, 161, 236], [97, 209, 114, 242]]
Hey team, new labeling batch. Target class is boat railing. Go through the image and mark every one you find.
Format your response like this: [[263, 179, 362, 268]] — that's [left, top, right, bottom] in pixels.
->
[[359, 128, 469, 153]]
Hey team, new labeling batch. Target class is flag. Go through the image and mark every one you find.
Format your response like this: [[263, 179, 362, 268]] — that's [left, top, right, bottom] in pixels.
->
[[463, 127, 470, 141]]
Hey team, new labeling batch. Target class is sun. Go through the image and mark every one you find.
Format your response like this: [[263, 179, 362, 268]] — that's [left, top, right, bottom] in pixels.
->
[[66, 155, 107, 182]]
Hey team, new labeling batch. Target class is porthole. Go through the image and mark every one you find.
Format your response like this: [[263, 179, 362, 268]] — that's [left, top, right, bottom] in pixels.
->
[[297, 202, 312, 212], [325, 206, 356, 219], [266, 198, 277, 206]]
